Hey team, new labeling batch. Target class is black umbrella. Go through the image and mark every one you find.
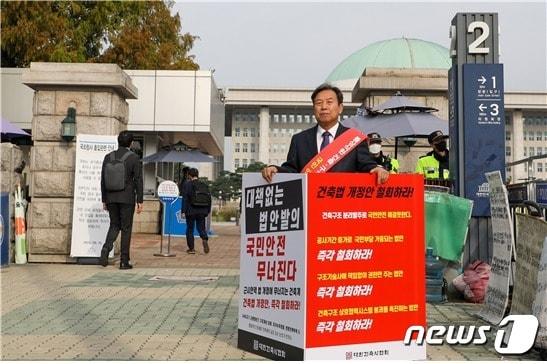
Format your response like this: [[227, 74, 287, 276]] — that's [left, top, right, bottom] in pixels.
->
[[342, 92, 448, 158], [1, 117, 30, 140], [371, 92, 438, 113], [342, 112, 448, 139], [142, 149, 214, 163]]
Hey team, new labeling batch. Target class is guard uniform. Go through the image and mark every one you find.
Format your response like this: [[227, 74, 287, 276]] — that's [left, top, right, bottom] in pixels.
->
[[415, 151, 450, 179]]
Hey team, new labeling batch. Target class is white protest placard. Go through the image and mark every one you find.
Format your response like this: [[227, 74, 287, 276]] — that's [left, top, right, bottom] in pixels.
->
[[478, 171, 513, 324], [533, 236, 547, 350], [238, 173, 307, 360], [511, 214, 547, 350], [70, 134, 117, 257]]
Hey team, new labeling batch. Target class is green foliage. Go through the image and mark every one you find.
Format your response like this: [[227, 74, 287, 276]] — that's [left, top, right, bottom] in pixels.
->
[[209, 162, 268, 204], [212, 206, 239, 222], [236, 161, 267, 173], [210, 170, 241, 202], [1, 1, 199, 70]]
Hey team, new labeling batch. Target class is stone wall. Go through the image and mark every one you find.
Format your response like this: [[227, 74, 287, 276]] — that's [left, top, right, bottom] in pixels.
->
[[132, 199, 161, 234], [23, 63, 137, 263]]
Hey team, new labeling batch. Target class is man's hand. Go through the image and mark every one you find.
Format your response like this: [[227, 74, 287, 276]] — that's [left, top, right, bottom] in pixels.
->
[[370, 166, 389, 184], [136, 203, 143, 214], [261, 166, 278, 183], [103, 203, 108, 211]]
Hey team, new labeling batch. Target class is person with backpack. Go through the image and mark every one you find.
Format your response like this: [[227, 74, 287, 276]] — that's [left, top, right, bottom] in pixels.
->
[[99, 131, 143, 269], [181, 168, 211, 254]]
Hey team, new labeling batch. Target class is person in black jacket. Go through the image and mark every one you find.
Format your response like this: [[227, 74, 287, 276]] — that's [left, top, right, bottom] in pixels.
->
[[261, 84, 389, 184], [182, 168, 211, 254], [100, 131, 143, 269]]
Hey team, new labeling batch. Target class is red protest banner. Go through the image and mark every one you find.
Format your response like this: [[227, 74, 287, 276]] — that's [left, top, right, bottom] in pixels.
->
[[305, 173, 426, 349]]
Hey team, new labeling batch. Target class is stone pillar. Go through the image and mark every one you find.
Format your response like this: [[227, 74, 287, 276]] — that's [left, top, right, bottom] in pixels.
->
[[22, 63, 137, 263], [258, 106, 270, 164], [511, 110, 524, 182]]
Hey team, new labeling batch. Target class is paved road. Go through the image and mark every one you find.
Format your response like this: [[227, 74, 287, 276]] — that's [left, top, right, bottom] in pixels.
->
[[1, 223, 542, 360]]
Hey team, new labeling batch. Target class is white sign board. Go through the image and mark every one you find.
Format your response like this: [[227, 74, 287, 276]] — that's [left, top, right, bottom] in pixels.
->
[[238, 173, 307, 360], [70, 134, 117, 257], [478, 171, 513, 324], [512, 215, 547, 350], [157, 180, 179, 203], [533, 236, 547, 350]]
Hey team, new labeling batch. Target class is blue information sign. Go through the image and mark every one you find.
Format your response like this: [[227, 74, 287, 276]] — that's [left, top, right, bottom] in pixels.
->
[[463, 64, 505, 216], [162, 197, 212, 237], [536, 182, 547, 205]]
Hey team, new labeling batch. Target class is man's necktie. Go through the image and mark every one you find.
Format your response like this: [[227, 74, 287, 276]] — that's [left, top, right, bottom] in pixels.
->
[[320, 131, 331, 151]]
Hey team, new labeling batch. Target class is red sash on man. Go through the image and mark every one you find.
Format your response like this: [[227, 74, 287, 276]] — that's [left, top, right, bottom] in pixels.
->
[[301, 128, 368, 173]]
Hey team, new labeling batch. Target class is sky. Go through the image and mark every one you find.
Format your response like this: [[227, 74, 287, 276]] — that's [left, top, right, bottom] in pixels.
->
[[173, 1, 546, 91]]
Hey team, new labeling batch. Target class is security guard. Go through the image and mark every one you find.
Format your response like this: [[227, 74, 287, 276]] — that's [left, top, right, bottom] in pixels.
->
[[415, 130, 449, 179], [367, 132, 399, 173]]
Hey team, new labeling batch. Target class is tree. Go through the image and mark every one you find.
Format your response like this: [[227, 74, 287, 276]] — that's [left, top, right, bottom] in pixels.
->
[[209, 162, 268, 204], [210, 171, 241, 203], [1, 1, 199, 70]]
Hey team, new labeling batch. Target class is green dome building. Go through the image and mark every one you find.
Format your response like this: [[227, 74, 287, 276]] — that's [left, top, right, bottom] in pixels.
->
[[326, 37, 451, 89]]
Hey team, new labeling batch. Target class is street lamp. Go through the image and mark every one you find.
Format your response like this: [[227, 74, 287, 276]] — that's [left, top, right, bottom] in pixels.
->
[[61, 107, 76, 142]]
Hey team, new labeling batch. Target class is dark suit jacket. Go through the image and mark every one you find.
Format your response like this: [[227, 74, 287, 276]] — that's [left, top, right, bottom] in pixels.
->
[[101, 147, 144, 205], [277, 124, 378, 173]]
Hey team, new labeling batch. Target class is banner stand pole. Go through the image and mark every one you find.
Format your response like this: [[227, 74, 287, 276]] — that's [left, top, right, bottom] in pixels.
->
[[154, 200, 176, 257]]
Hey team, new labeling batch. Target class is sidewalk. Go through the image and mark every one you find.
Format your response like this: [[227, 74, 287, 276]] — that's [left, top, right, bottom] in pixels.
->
[[0, 223, 542, 360]]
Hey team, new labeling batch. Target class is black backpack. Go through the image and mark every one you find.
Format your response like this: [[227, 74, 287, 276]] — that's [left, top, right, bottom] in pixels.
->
[[104, 150, 131, 192], [190, 180, 211, 207]]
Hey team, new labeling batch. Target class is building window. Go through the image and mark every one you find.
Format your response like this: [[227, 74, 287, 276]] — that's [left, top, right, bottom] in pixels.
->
[[235, 143, 240, 153], [272, 128, 278, 137], [505, 131, 511, 141], [243, 128, 248, 137], [538, 147, 543, 155], [251, 143, 255, 153], [545, 131, 547, 141], [234, 159, 240, 168], [273, 114, 279, 123], [243, 159, 248, 168], [304, 115, 310, 123], [530, 147, 535, 156], [243, 143, 248, 153], [530, 131, 535, 141], [273, 144, 278, 153], [538, 163, 544, 173], [251, 128, 256, 137], [289, 115, 295, 123], [297, 115, 302, 123], [235, 127, 240, 137], [537, 131, 542, 141], [505, 146, 511, 156], [281, 114, 287, 123], [524, 147, 527, 157]]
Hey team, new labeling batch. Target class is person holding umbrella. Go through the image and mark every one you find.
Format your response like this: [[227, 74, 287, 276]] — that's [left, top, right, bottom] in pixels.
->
[[367, 132, 399, 173], [415, 130, 450, 180]]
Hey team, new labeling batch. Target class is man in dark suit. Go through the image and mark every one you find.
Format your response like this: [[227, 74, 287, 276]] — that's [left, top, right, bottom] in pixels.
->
[[262, 84, 389, 183], [100, 131, 143, 269]]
